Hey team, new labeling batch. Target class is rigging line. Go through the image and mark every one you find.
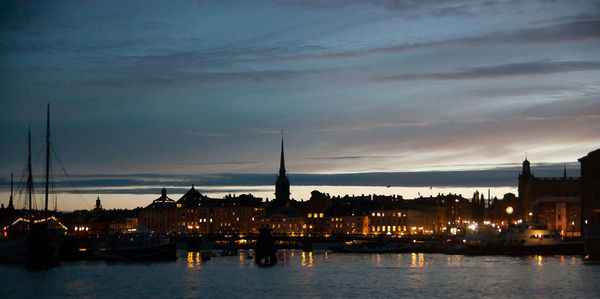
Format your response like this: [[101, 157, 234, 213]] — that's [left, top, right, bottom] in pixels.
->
[[51, 145, 91, 209], [15, 161, 29, 209]]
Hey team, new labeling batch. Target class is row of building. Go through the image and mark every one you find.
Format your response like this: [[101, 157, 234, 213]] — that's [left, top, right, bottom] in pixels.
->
[[3, 139, 598, 239], [132, 141, 600, 238]]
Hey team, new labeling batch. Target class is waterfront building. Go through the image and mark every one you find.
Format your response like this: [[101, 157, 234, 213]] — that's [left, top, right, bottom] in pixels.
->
[[518, 159, 581, 235], [579, 149, 600, 234], [368, 210, 407, 235], [328, 215, 369, 235], [263, 214, 306, 236], [175, 185, 209, 234], [139, 188, 178, 233], [109, 217, 139, 234], [212, 194, 265, 235], [436, 194, 471, 227], [488, 193, 520, 226]]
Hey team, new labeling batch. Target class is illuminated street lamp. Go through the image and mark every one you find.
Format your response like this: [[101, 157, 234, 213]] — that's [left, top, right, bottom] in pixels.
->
[[506, 206, 513, 226]]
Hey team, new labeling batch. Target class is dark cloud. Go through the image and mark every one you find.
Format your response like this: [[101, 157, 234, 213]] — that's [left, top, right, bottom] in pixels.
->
[[302, 155, 405, 161], [374, 60, 600, 81], [191, 161, 257, 165], [0, 162, 581, 191], [279, 0, 479, 18], [79, 68, 326, 87], [275, 19, 600, 61], [186, 132, 228, 137], [312, 121, 433, 132]]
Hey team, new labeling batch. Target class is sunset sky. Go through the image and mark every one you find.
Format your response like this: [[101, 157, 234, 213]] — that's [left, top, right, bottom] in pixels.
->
[[1, 0, 599, 178]]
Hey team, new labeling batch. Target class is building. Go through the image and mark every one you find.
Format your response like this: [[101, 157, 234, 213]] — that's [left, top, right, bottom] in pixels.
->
[[212, 194, 265, 235], [94, 196, 103, 211], [369, 210, 407, 235], [579, 149, 600, 234], [273, 135, 290, 208], [518, 158, 581, 235], [175, 185, 210, 234], [139, 188, 178, 233]]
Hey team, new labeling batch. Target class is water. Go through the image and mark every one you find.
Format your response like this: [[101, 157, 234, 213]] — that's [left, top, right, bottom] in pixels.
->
[[1, 251, 599, 298]]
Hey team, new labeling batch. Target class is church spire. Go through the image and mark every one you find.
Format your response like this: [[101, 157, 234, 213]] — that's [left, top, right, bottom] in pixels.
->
[[274, 131, 290, 205], [279, 130, 286, 177], [563, 163, 567, 178]]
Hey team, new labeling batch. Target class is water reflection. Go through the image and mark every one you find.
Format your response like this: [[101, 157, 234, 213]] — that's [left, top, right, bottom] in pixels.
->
[[301, 251, 314, 267], [447, 255, 462, 267], [373, 254, 382, 267], [536, 255, 543, 267], [411, 253, 425, 268], [187, 251, 201, 268]]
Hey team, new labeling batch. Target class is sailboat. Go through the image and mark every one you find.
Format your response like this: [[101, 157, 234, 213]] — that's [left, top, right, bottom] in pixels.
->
[[0, 104, 66, 268]]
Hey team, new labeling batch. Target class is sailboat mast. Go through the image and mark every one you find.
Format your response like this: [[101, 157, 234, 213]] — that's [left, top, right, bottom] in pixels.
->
[[44, 103, 50, 212], [8, 173, 13, 210], [27, 127, 33, 212]]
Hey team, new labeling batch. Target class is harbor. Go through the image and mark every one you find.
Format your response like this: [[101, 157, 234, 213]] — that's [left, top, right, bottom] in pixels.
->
[[2, 250, 599, 298]]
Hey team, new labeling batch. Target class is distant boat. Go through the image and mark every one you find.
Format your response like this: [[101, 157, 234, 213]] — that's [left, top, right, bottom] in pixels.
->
[[503, 224, 562, 247], [460, 224, 583, 255]]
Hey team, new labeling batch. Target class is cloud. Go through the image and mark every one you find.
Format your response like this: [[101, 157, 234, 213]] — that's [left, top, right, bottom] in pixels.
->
[[186, 132, 228, 137], [312, 121, 432, 132], [302, 155, 405, 161], [278, 0, 479, 18], [374, 60, 600, 81], [249, 129, 284, 135], [272, 19, 600, 61], [80, 68, 324, 87], [192, 161, 257, 165]]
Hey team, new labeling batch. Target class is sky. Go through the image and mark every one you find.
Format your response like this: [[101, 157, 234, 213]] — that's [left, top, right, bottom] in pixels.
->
[[1, 0, 599, 181]]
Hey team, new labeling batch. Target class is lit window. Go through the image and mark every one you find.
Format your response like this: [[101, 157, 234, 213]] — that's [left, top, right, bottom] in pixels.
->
[[319, 213, 324, 218], [308, 213, 312, 218]]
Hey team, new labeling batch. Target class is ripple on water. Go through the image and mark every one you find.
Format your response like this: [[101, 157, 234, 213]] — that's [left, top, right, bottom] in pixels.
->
[[1, 251, 600, 298]]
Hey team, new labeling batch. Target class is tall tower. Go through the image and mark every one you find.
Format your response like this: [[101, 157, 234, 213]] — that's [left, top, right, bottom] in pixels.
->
[[518, 157, 535, 221], [274, 132, 290, 206], [94, 196, 103, 211]]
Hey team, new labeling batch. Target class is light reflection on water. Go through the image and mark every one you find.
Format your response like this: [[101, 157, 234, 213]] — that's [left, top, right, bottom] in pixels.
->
[[301, 251, 314, 267], [2, 251, 600, 298]]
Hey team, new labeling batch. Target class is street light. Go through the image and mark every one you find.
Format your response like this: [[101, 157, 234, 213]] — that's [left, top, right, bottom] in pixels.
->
[[506, 206, 513, 226]]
